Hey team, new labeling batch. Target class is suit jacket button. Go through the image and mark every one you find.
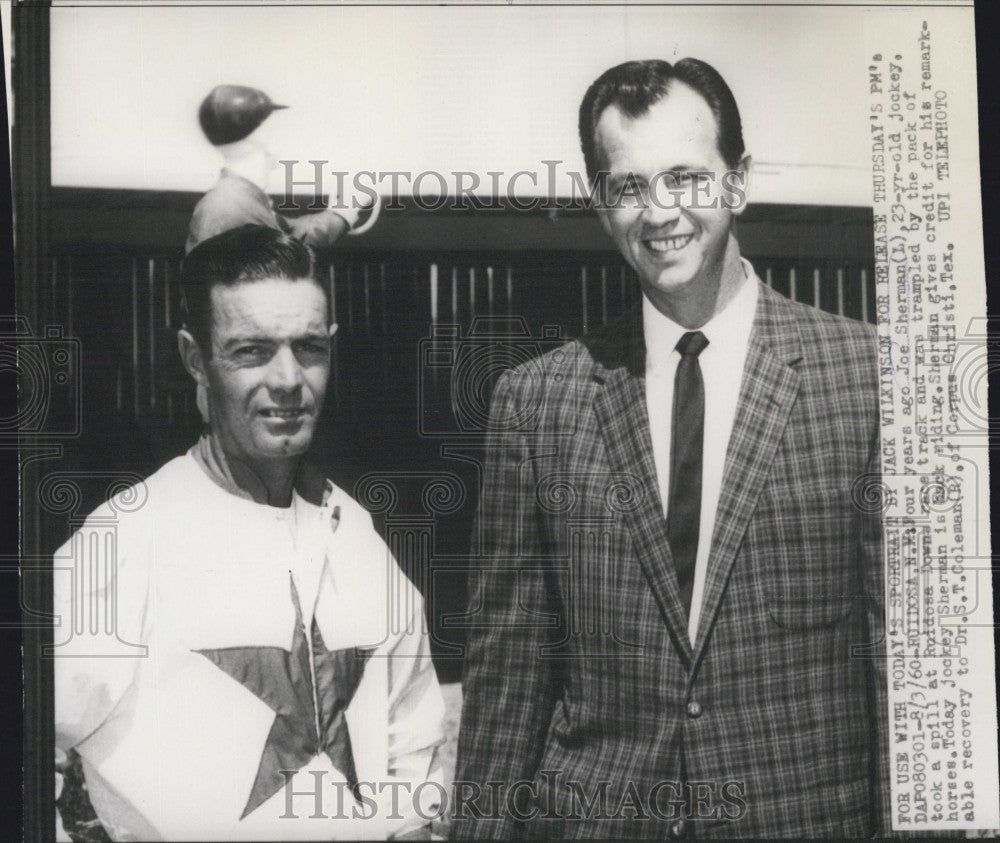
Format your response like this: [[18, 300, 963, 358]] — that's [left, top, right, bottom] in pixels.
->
[[670, 819, 686, 837], [686, 700, 702, 718]]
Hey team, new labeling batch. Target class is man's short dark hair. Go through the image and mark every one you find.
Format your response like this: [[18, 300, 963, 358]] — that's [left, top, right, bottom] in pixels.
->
[[180, 225, 319, 354], [578, 57, 745, 180]]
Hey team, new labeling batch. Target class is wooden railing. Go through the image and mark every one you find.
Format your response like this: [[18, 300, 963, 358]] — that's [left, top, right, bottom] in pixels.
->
[[43, 250, 873, 429]]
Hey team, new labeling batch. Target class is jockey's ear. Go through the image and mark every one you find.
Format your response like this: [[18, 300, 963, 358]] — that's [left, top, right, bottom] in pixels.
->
[[177, 328, 208, 389]]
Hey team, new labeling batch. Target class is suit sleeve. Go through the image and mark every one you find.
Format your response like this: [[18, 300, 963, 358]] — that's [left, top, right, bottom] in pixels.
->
[[452, 372, 561, 839], [283, 209, 349, 251]]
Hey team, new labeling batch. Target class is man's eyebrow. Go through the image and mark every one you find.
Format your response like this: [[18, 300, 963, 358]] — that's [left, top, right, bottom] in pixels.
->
[[607, 170, 643, 184], [221, 332, 330, 349], [221, 335, 274, 349], [606, 165, 709, 183], [660, 165, 713, 175]]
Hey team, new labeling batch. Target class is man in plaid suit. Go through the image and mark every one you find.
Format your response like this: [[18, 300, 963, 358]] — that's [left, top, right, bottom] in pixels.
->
[[453, 58, 890, 838]]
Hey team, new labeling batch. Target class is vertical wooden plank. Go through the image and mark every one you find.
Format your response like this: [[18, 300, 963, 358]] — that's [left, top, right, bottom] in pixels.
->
[[66, 256, 74, 339], [329, 264, 339, 407], [346, 264, 355, 331], [379, 262, 389, 391], [49, 256, 58, 327], [581, 265, 588, 336], [836, 267, 845, 317], [132, 258, 140, 418], [812, 267, 821, 309], [765, 265, 773, 287], [363, 263, 371, 329], [328, 263, 338, 326], [506, 265, 513, 316], [379, 262, 387, 336], [451, 266, 458, 322], [789, 265, 797, 303], [164, 260, 172, 328], [429, 263, 438, 325], [469, 266, 476, 318], [148, 259, 156, 409], [487, 266, 495, 316]]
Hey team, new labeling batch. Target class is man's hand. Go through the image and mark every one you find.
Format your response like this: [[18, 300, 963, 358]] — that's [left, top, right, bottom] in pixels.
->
[[329, 175, 378, 230]]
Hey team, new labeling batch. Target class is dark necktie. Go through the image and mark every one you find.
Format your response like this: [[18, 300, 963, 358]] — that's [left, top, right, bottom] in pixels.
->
[[667, 330, 709, 617]]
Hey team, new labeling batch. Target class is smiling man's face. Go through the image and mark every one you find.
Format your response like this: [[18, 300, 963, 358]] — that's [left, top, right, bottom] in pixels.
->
[[204, 277, 331, 470], [594, 81, 748, 317]]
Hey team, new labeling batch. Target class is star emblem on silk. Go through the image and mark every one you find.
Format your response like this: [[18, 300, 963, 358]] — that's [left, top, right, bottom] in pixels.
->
[[194, 576, 372, 819]]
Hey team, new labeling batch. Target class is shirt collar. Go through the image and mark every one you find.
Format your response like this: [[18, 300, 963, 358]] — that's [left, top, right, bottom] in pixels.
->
[[188, 431, 331, 508], [643, 258, 760, 369]]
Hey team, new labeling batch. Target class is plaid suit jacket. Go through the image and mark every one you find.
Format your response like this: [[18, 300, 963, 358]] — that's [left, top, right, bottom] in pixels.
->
[[453, 281, 891, 839]]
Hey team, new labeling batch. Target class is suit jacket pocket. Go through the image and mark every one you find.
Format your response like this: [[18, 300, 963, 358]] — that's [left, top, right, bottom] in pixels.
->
[[752, 488, 862, 630], [767, 592, 855, 629]]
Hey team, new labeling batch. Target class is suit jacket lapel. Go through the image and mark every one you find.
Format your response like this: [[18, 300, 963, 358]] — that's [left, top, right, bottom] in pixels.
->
[[591, 309, 694, 662], [691, 283, 803, 660]]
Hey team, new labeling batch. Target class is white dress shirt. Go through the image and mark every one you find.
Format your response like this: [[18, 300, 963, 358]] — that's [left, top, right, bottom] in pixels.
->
[[643, 259, 759, 644]]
